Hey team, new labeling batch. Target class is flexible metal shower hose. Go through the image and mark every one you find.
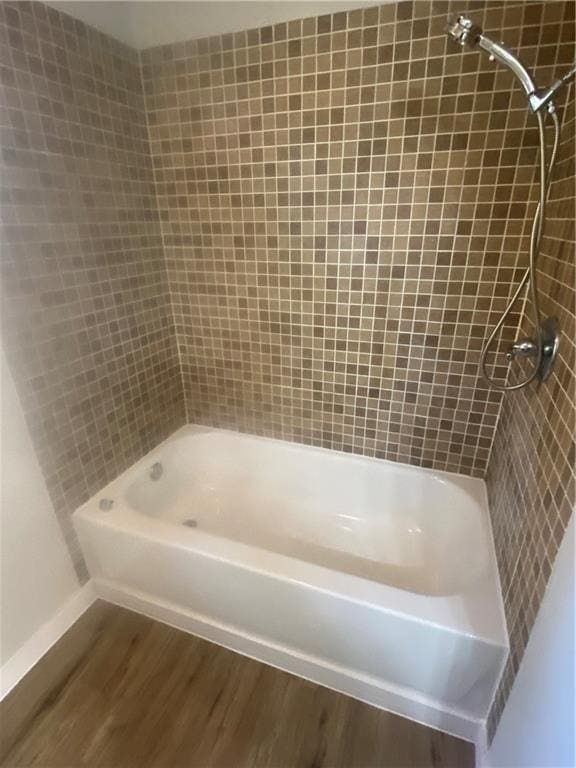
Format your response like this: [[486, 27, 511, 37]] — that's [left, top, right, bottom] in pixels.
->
[[480, 107, 561, 391]]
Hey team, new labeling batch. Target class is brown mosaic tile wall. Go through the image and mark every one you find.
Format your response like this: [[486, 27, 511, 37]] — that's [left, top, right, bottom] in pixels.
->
[[0, 1, 185, 578], [141, 0, 573, 477], [486, 80, 575, 737]]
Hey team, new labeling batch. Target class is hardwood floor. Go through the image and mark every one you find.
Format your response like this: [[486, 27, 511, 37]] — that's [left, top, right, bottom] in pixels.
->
[[1, 602, 474, 768]]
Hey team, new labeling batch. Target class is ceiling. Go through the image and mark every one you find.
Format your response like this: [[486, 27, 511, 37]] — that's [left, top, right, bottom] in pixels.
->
[[45, 1, 394, 49]]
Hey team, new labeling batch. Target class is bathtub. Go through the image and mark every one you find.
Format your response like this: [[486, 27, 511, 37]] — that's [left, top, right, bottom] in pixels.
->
[[74, 425, 508, 742]]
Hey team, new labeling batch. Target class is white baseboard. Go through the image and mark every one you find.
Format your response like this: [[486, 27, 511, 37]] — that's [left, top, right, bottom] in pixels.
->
[[0, 581, 96, 700], [95, 578, 484, 745]]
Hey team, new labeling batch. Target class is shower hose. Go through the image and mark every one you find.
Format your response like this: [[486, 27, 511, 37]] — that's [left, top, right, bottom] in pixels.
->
[[480, 106, 561, 391]]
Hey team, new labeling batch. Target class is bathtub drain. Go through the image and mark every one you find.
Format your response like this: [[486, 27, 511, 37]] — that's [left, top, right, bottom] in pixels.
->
[[182, 519, 198, 528]]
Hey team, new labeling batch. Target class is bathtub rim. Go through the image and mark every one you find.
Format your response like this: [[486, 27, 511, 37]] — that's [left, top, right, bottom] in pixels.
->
[[96, 422, 492, 497]]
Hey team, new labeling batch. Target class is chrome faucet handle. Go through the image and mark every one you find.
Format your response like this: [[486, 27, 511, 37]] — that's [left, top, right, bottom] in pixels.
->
[[506, 338, 537, 361], [504, 319, 560, 381]]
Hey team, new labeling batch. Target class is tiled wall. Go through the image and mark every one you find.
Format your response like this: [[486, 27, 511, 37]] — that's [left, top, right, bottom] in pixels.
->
[[141, 0, 573, 477], [486, 81, 575, 736], [0, 1, 185, 578]]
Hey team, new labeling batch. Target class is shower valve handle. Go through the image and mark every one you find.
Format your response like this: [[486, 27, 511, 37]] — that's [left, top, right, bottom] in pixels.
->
[[505, 319, 560, 381], [506, 338, 537, 361]]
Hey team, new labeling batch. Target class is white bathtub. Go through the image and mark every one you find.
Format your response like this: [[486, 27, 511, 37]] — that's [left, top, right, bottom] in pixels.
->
[[74, 425, 508, 742]]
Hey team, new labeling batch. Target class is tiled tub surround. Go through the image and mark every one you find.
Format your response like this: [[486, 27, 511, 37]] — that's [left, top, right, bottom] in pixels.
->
[[486, 83, 575, 736], [0, 1, 185, 577], [142, 0, 574, 477]]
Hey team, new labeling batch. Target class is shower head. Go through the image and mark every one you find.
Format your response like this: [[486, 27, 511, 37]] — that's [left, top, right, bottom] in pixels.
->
[[446, 14, 537, 105], [446, 18, 576, 113], [445, 15, 482, 49]]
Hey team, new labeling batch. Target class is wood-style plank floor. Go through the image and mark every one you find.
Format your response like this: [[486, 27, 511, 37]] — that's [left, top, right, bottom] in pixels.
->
[[1, 602, 474, 768]]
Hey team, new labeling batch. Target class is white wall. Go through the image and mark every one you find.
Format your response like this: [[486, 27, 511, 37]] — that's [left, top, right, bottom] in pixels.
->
[[46, 1, 395, 49], [0, 347, 80, 678], [487, 515, 575, 768]]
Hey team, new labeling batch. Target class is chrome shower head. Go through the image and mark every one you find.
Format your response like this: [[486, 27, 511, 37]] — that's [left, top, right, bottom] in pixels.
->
[[445, 15, 482, 48], [446, 12, 576, 113], [446, 14, 537, 105]]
